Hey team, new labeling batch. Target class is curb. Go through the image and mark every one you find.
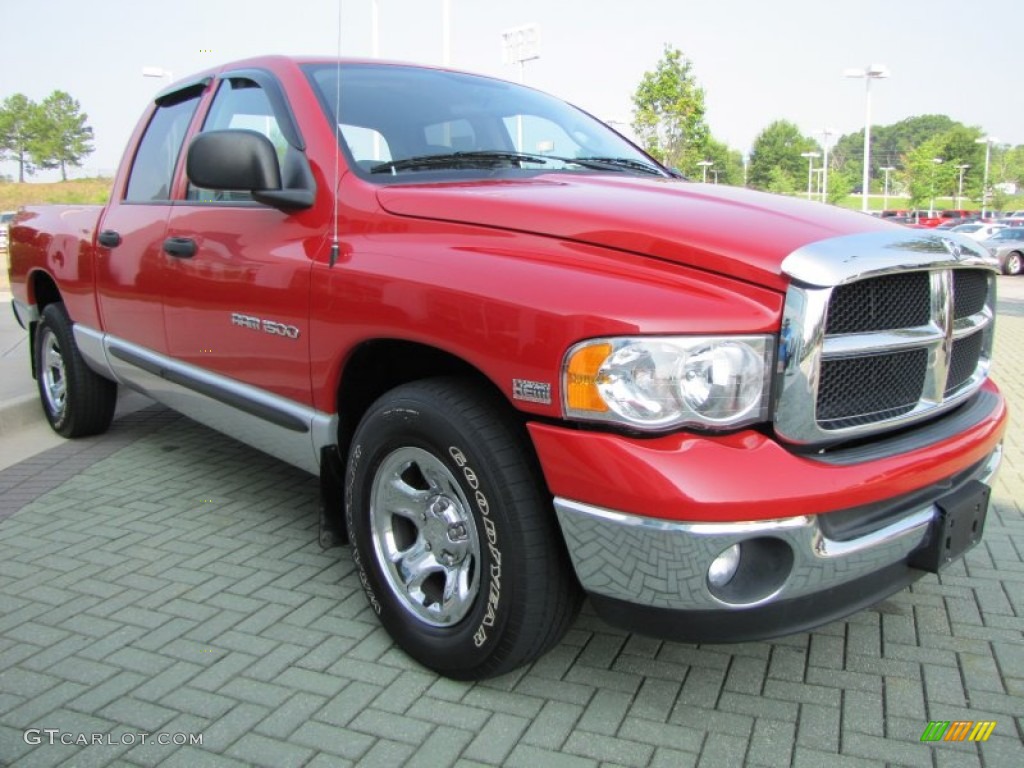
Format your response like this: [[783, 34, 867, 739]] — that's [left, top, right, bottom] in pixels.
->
[[0, 392, 42, 436]]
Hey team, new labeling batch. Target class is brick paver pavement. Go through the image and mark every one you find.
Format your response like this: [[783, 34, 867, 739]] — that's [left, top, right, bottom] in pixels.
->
[[1, 281, 1023, 767]]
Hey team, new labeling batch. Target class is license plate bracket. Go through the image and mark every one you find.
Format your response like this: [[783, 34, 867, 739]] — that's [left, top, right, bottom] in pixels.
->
[[908, 480, 990, 574]]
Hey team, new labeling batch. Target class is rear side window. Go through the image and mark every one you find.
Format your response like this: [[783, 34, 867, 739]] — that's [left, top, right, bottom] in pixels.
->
[[125, 94, 202, 202]]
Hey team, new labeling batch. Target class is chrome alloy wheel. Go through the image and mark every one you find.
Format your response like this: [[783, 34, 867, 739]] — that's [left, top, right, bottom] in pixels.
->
[[369, 446, 481, 627], [40, 327, 68, 419]]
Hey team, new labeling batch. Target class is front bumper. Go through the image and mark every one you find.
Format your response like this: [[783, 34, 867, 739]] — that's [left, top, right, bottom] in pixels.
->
[[530, 385, 1007, 642], [553, 445, 1000, 641]]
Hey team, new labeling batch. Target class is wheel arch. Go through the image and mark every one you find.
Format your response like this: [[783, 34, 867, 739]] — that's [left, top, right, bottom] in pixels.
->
[[28, 269, 63, 311], [333, 339, 522, 460], [320, 339, 553, 544], [25, 270, 64, 379]]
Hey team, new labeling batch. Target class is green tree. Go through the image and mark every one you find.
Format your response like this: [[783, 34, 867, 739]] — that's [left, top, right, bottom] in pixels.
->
[[832, 114, 959, 192], [631, 45, 709, 176], [905, 137, 958, 210], [0, 94, 44, 182], [748, 120, 818, 191], [826, 166, 854, 205], [998, 145, 1024, 187], [31, 91, 94, 181], [766, 166, 796, 196], [702, 137, 744, 186], [930, 125, 984, 202]]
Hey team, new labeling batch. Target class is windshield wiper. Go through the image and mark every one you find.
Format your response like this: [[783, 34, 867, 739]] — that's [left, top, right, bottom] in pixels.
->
[[572, 156, 665, 176], [369, 151, 551, 174], [368, 150, 667, 177]]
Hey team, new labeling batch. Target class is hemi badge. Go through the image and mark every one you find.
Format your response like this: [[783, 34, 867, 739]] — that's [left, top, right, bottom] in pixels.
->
[[513, 379, 551, 405]]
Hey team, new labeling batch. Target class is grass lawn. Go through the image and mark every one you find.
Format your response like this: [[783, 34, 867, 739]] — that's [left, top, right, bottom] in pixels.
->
[[0, 178, 112, 209]]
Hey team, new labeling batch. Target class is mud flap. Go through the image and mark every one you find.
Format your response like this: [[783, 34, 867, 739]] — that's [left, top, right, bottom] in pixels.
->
[[319, 445, 348, 548]]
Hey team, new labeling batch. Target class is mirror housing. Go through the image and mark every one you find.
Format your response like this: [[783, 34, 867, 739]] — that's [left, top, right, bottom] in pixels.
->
[[187, 129, 281, 191], [186, 130, 314, 211]]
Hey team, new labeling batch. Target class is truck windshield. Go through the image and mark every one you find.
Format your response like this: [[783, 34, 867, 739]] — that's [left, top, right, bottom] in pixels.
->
[[304, 62, 666, 182]]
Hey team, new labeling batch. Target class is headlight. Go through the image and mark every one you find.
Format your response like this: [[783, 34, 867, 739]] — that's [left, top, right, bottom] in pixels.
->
[[563, 336, 774, 431]]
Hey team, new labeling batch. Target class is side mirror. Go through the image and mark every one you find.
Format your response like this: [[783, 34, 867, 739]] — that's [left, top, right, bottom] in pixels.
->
[[187, 129, 281, 191], [186, 130, 314, 211]]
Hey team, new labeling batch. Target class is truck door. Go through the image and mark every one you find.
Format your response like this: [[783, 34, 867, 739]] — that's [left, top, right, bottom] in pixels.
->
[[95, 86, 205, 352], [161, 73, 318, 407]]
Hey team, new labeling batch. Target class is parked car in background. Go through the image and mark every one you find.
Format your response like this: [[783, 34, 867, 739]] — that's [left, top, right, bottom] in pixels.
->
[[910, 210, 942, 227], [912, 210, 973, 228], [950, 223, 1005, 241], [981, 227, 1024, 275], [941, 209, 972, 220], [0, 210, 16, 255]]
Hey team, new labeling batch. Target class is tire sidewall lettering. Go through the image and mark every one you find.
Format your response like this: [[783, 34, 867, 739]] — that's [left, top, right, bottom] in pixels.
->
[[350, 433, 504, 649], [448, 444, 502, 648], [346, 443, 383, 616]]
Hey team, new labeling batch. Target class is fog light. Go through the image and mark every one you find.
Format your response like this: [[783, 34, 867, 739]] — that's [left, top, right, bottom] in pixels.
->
[[708, 544, 741, 588]]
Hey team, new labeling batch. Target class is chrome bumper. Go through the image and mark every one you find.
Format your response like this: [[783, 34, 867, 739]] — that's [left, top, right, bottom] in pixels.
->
[[554, 444, 1002, 612]]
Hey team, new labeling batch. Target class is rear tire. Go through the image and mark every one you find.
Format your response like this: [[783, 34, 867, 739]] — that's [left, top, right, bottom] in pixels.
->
[[35, 303, 117, 437], [1004, 251, 1022, 276], [345, 377, 581, 680]]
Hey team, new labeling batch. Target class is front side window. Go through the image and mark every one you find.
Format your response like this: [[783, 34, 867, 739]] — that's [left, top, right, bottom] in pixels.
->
[[187, 78, 286, 202], [304, 62, 666, 183], [125, 93, 201, 202]]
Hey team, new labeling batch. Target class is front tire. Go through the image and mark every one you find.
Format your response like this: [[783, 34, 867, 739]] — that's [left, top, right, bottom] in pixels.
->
[[1004, 251, 1022, 276], [345, 378, 581, 680], [34, 303, 117, 437]]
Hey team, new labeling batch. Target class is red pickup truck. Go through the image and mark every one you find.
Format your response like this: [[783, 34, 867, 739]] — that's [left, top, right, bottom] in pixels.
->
[[7, 56, 1007, 680]]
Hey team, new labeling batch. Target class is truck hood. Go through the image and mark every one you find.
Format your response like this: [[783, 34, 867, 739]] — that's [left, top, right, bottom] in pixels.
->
[[377, 175, 897, 292]]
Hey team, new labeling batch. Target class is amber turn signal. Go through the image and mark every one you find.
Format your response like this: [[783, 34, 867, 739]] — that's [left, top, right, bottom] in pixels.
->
[[565, 342, 612, 412]]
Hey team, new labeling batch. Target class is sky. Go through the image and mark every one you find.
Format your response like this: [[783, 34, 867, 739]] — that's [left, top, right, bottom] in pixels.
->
[[0, 0, 1019, 181]]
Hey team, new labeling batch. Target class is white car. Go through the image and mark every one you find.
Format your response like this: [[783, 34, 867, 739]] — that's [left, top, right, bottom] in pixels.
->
[[949, 223, 1006, 241], [0, 211, 15, 254]]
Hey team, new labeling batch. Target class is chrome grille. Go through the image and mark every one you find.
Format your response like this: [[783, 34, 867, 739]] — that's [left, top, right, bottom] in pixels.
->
[[818, 349, 929, 429], [774, 231, 998, 446], [946, 332, 984, 396], [953, 270, 988, 319], [826, 272, 930, 334]]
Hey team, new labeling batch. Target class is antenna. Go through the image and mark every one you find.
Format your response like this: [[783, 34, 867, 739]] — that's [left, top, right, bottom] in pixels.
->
[[329, 0, 343, 268]]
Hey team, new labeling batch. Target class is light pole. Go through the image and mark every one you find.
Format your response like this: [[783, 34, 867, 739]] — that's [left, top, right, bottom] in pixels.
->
[[372, 0, 379, 57], [818, 128, 835, 202], [801, 151, 819, 201], [930, 158, 943, 214], [501, 24, 540, 151], [697, 160, 714, 183], [975, 136, 998, 217], [372, 1, 381, 159], [844, 64, 890, 213], [442, 0, 451, 66], [880, 166, 896, 210], [955, 164, 970, 209]]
